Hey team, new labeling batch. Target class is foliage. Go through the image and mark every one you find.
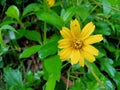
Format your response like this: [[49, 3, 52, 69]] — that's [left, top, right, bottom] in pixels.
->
[[0, 0, 120, 90]]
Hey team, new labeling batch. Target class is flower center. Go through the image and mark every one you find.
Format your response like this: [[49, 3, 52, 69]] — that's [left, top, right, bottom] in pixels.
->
[[73, 39, 83, 49]]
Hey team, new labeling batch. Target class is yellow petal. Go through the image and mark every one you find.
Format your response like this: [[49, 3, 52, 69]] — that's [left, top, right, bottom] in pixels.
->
[[78, 52, 84, 67], [47, 0, 55, 7], [70, 50, 80, 64], [58, 48, 72, 61], [70, 19, 81, 38], [81, 50, 95, 62], [58, 39, 71, 48], [82, 45, 98, 56], [84, 34, 103, 45], [80, 22, 95, 40], [60, 27, 72, 38]]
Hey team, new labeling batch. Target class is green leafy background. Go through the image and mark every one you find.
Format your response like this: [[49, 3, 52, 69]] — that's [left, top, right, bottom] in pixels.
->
[[0, 0, 120, 90]]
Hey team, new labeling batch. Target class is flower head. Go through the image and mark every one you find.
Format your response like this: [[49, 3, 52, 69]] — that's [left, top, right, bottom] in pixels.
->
[[47, 0, 55, 7], [58, 19, 103, 67]]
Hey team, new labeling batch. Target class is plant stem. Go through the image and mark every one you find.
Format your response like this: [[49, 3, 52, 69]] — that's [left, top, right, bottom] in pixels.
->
[[85, 62, 104, 87], [66, 67, 71, 90], [61, 62, 69, 69], [43, 22, 47, 44], [43, 0, 47, 44]]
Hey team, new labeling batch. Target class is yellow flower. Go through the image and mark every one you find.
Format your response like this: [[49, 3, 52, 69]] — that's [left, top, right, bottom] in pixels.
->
[[47, 0, 55, 7], [58, 19, 103, 67]]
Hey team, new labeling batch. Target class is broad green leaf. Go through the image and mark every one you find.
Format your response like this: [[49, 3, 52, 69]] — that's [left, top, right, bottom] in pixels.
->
[[113, 72, 120, 90], [87, 76, 114, 90], [26, 71, 35, 85], [100, 58, 116, 77], [70, 73, 114, 90], [25, 30, 41, 43], [0, 18, 16, 27], [38, 35, 59, 59], [45, 75, 56, 90], [0, 0, 6, 6], [95, 22, 111, 35], [9, 31, 16, 40], [96, 47, 106, 58], [61, 7, 76, 24], [103, 38, 116, 52], [25, 88, 33, 90], [43, 55, 62, 81], [0, 45, 9, 55], [4, 67, 24, 89], [36, 11, 64, 29], [26, 71, 43, 86], [19, 45, 41, 59], [76, 5, 90, 21], [1, 25, 16, 32], [114, 49, 120, 66], [22, 3, 41, 18], [70, 79, 86, 90], [16, 29, 41, 43], [5, 5, 20, 21], [15, 29, 26, 39], [55, 80, 66, 90], [102, 0, 111, 15]]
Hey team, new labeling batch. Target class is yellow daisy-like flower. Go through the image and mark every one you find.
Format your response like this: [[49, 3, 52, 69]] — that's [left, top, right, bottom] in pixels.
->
[[58, 19, 103, 67], [47, 0, 55, 7]]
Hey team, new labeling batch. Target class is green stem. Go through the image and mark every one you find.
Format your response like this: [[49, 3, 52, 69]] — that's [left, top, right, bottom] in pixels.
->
[[61, 62, 69, 69], [66, 67, 71, 90], [85, 62, 104, 87], [43, 0, 47, 44], [43, 22, 47, 44]]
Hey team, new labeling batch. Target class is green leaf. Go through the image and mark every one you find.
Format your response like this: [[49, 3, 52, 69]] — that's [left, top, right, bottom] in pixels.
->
[[5, 5, 20, 21], [102, 0, 111, 15], [87, 76, 114, 90], [70, 79, 86, 90], [25, 30, 41, 43], [96, 47, 106, 58], [61, 7, 76, 24], [113, 72, 120, 90], [100, 58, 116, 77], [45, 75, 56, 90], [19, 45, 41, 59], [38, 35, 59, 59], [43, 55, 62, 81], [76, 5, 90, 21], [85, 60, 101, 76], [0, 18, 16, 27], [0, 29, 5, 46], [1, 24, 16, 32], [9, 31, 16, 40], [26, 71, 35, 85], [26, 71, 43, 86], [0, 0, 6, 6], [36, 11, 64, 29], [4, 67, 24, 89], [0, 56, 3, 68], [72, 61, 114, 90], [22, 3, 41, 18], [0, 45, 9, 55], [95, 22, 111, 35], [16, 29, 41, 43]]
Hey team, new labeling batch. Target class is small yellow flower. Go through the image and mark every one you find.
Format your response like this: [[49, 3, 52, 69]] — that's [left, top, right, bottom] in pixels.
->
[[58, 19, 103, 67], [47, 0, 55, 7]]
